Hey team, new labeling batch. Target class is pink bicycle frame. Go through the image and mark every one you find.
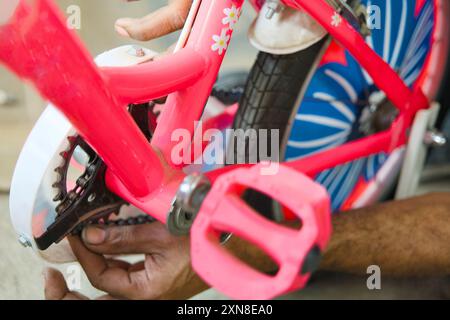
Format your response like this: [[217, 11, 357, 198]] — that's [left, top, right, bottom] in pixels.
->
[[0, 0, 434, 299]]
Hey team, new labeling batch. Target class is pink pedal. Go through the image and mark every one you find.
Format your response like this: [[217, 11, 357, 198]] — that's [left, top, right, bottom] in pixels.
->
[[191, 163, 332, 299]]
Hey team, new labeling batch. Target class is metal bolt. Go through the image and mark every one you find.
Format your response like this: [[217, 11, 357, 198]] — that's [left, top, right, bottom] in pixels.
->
[[18, 235, 32, 248], [127, 45, 146, 57], [88, 193, 97, 203], [265, 0, 282, 19], [265, 7, 276, 19], [424, 130, 447, 147]]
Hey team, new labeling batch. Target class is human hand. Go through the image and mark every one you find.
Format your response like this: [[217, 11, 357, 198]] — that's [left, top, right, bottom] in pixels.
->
[[115, 0, 193, 41], [43, 0, 205, 301], [44, 222, 208, 300]]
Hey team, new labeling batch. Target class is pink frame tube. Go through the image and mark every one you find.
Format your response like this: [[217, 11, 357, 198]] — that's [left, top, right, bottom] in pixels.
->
[[102, 48, 207, 104], [149, 0, 244, 164], [0, 0, 435, 223]]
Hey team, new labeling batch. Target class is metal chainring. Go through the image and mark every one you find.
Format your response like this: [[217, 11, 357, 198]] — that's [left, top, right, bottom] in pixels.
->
[[34, 103, 158, 250], [53, 135, 155, 235]]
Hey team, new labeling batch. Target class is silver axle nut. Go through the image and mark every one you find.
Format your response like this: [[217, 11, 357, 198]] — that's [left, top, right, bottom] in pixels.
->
[[167, 174, 211, 236]]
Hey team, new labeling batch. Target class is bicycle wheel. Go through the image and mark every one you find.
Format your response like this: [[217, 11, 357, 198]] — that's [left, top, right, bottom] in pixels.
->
[[232, 0, 449, 214]]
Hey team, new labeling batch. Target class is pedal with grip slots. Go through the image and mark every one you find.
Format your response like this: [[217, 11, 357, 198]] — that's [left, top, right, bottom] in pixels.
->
[[191, 163, 332, 300]]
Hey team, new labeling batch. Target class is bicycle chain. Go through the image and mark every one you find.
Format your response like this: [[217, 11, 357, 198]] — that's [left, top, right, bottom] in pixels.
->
[[70, 213, 156, 235]]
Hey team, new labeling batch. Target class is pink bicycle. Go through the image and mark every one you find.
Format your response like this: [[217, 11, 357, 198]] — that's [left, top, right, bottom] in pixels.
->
[[1, 0, 448, 299]]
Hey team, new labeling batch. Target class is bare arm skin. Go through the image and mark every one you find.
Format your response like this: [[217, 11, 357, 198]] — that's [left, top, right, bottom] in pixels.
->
[[320, 192, 450, 276], [227, 192, 450, 277], [44, 192, 450, 300]]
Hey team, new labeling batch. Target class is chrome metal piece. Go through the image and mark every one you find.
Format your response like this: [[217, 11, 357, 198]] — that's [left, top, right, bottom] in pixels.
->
[[220, 232, 233, 245], [265, 0, 283, 19], [18, 235, 32, 248], [167, 174, 212, 236], [424, 130, 447, 147], [176, 174, 211, 213]]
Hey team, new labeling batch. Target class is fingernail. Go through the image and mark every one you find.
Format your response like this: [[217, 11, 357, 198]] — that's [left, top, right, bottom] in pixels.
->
[[115, 24, 131, 38], [82, 226, 106, 245], [115, 19, 132, 37]]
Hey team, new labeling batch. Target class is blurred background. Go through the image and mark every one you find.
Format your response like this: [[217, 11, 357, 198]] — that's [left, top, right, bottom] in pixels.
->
[[0, 0, 449, 300]]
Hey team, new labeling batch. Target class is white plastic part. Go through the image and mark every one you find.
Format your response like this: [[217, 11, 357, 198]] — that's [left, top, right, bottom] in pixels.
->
[[10, 106, 76, 262], [9, 45, 157, 263], [0, 0, 20, 25], [248, 2, 327, 55], [395, 103, 441, 199], [94, 45, 158, 67]]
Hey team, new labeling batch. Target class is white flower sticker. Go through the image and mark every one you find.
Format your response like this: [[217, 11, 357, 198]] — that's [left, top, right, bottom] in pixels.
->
[[211, 29, 230, 55], [331, 12, 342, 27], [222, 5, 239, 29]]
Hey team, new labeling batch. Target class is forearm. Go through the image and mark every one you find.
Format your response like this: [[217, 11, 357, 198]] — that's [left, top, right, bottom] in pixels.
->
[[223, 193, 450, 277], [320, 192, 450, 276], [225, 234, 279, 274]]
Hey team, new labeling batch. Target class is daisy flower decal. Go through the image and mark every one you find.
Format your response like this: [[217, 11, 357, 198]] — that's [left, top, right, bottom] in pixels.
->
[[331, 12, 342, 27], [222, 5, 239, 29], [211, 29, 230, 55]]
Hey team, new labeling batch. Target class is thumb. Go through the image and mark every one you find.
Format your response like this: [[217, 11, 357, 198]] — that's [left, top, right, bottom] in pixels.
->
[[115, 1, 192, 41], [81, 221, 170, 255]]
